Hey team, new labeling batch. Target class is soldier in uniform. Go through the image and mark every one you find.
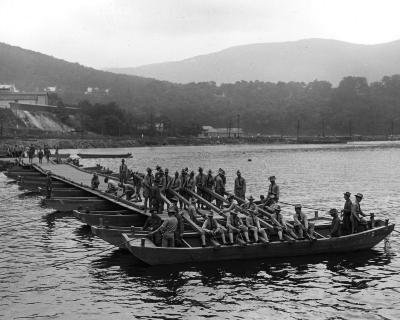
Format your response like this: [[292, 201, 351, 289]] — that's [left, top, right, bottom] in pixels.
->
[[142, 167, 154, 212], [342, 191, 352, 235], [214, 169, 226, 208], [234, 170, 246, 200], [267, 176, 280, 201], [195, 167, 206, 208], [204, 169, 215, 203], [119, 159, 128, 183], [351, 193, 368, 233]]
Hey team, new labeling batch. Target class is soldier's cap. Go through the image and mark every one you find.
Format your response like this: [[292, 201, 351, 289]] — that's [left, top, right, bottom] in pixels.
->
[[198, 167, 203, 171], [156, 165, 161, 170], [146, 167, 152, 172], [260, 195, 265, 199], [184, 167, 188, 172], [247, 195, 255, 201], [164, 168, 169, 172], [274, 205, 281, 212], [175, 171, 179, 175], [237, 170, 241, 174], [344, 191, 351, 197], [121, 159, 125, 162], [329, 208, 338, 216], [208, 169, 212, 173], [355, 193, 363, 199], [269, 175, 276, 180], [170, 197, 178, 203], [207, 211, 213, 217], [218, 168, 223, 174], [294, 204, 302, 209]]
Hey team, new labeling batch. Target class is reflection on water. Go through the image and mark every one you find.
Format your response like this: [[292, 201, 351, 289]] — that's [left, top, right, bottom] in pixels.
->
[[1, 144, 400, 319]]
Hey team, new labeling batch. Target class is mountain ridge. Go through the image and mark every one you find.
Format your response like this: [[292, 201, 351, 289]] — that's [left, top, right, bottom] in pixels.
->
[[106, 38, 400, 85]]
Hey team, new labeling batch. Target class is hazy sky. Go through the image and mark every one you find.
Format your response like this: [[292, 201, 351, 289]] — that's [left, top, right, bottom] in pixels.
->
[[1, 0, 400, 69]]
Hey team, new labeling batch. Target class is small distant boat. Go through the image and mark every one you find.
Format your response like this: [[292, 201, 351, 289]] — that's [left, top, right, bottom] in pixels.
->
[[77, 153, 132, 159]]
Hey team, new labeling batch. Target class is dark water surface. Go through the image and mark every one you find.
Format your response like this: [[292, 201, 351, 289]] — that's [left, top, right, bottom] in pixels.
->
[[1, 143, 399, 319]]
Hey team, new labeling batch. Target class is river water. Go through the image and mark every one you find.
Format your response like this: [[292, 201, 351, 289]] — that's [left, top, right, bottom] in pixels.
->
[[1, 143, 399, 319]]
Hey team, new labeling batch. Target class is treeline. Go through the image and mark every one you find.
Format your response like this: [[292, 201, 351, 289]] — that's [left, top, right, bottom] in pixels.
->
[[3, 42, 400, 136], [51, 75, 400, 137]]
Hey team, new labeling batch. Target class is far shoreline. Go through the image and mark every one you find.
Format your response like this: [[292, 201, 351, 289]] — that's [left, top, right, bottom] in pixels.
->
[[0, 135, 398, 151]]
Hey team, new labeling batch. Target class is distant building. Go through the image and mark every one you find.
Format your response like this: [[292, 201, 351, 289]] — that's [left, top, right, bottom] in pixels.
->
[[0, 84, 18, 92], [199, 125, 243, 138], [0, 90, 48, 109], [44, 86, 57, 92]]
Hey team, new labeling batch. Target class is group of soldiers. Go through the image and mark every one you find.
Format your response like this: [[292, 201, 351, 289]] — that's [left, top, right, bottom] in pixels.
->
[[89, 159, 371, 248], [9, 144, 55, 164]]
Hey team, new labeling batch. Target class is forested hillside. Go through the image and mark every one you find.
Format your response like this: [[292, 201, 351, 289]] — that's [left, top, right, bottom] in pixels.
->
[[2, 42, 400, 137]]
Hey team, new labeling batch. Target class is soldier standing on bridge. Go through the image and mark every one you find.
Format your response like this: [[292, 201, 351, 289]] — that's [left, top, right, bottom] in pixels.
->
[[119, 159, 128, 183]]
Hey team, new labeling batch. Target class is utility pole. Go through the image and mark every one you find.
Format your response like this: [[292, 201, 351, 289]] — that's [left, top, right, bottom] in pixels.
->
[[237, 114, 240, 138], [349, 120, 352, 138], [391, 120, 394, 136], [296, 119, 300, 141]]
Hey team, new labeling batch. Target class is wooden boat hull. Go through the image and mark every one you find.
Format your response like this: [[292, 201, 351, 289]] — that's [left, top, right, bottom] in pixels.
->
[[77, 153, 132, 159], [73, 210, 147, 227], [91, 226, 134, 249], [18, 180, 70, 189], [43, 197, 119, 212], [123, 224, 395, 266], [39, 188, 92, 197]]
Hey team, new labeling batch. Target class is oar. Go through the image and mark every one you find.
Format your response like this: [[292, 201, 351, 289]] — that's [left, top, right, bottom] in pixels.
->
[[204, 187, 296, 241], [167, 189, 212, 246], [194, 188, 289, 243]]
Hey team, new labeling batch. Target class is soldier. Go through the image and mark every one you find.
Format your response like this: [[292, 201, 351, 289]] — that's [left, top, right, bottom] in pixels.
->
[[271, 205, 287, 241], [226, 210, 250, 244], [142, 167, 154, 212], [104, 177, 119, 195], [119, 159, 128, 183], [132, 172, 143, 201], [179, 168, 189, 207], [38, 148, 44, 164], [91, 172, 100, 190], [234, 170, 246, 200], [119, 182, 135, 200], [143, 208, 163, 246], [204, 169, 215, 202], [267, 176, 280, 201], [195, 167, 206, 208], [329, 208, 341, 237], [342, 192, 352, 235], [202, 211, 227, 246], [241, 195, 257, 212], [149, 207, 178, 247], [245, 208, 269, 242], [293, 204, 315, 239], [214, 169, 226, 208], [351, 193, 368, 233]]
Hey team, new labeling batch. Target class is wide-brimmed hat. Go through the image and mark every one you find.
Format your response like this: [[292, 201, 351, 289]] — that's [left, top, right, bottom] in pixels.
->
[[247, 195, 255, 201], [294, 204, 302, 209], [329, 208, 338, 216], [344, 191, 351, 197], [355, 193, 363, 199]]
